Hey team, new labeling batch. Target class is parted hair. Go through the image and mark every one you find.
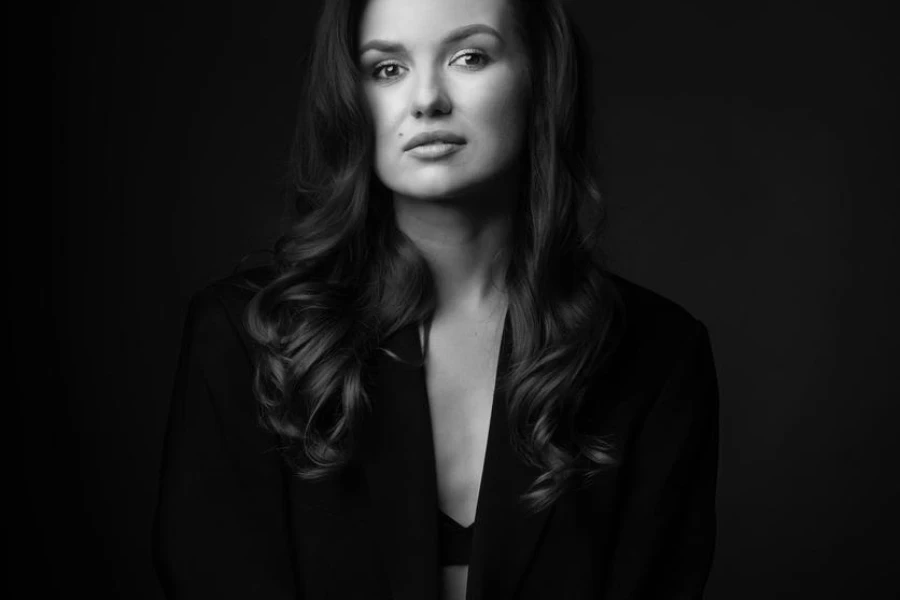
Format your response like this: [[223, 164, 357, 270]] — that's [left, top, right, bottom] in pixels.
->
[[244, 0, 624, 513]]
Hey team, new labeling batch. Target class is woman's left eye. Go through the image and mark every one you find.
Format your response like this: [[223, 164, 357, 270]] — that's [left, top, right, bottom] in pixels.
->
[[449, 51, 491, 69]]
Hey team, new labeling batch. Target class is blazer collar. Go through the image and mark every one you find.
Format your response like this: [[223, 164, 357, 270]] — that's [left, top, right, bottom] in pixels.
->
[[362, 312, 554, 600]]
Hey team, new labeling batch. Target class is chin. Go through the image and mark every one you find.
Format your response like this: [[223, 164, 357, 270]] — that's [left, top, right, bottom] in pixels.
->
[[405, 180, 469, 200], [389, 169, 481, 200]]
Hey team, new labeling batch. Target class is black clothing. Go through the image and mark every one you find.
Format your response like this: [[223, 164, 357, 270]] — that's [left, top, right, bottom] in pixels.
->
[[152, 266, 720, 600], [438, 510, 475, 566]]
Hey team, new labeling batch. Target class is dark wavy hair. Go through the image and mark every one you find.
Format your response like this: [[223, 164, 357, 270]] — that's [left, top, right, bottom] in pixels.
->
[[245, 0, 624, 513]]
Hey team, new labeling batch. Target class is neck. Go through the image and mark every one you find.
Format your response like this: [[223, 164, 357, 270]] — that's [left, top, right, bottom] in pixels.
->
[[392, 178, 516, 318]]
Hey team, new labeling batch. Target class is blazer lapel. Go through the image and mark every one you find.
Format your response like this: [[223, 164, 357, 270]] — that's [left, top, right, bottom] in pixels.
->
[[362, 321, 440, 600], [466, 310, 554, 600], [361, 312, 553, 600]]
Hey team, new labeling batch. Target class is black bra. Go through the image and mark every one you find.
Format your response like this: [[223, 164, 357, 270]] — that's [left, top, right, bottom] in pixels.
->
[[438, 510, 474, 566]]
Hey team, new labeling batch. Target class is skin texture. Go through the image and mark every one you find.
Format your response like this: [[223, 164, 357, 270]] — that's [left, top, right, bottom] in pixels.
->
[[358, 0, 530, 316], [358, 0, 530, 201]]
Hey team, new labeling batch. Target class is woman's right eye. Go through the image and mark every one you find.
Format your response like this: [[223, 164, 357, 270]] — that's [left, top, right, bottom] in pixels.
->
[[372, 61, 404, 81]]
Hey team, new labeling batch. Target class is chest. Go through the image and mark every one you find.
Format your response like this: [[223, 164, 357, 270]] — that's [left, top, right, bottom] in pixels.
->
[[419, 313, 505, 526]]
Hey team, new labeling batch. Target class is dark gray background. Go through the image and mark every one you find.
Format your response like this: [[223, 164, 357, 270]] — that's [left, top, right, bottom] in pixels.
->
[[18, 0, 898, 597]]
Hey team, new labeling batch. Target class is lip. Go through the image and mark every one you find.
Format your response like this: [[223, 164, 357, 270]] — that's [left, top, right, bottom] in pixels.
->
[[402, 129, 466, 151], [406, 142, 465, 160]]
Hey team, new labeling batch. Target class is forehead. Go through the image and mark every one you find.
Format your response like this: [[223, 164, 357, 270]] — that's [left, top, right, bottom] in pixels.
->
[[359, 0, 514, 47]]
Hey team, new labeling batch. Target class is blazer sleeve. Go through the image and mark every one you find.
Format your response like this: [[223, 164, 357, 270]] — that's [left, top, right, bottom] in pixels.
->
[[152, 289, 299, 599], [605, 319, 720, 600]]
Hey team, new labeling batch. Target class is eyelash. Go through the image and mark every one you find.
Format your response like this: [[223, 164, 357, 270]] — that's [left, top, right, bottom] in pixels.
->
[[370, 50, 491, 81]]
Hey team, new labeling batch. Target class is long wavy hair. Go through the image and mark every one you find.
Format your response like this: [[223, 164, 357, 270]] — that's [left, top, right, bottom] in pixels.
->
[[245, 0, 624, 513]]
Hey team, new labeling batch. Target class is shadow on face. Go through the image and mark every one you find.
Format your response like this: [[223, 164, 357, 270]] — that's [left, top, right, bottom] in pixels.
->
[[357, 0, 531, 203]]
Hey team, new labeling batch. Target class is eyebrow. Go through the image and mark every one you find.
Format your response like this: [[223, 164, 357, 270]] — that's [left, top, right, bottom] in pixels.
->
[[358, 23, 504, 56]]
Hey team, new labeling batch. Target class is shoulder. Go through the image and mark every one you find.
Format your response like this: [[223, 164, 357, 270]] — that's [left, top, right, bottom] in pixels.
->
[[606, 272, 705, 343], [180, 264, 279, 362], [193, 263, 277, 308], [601, 271, 712, 384], [574, 272, 718, 444]]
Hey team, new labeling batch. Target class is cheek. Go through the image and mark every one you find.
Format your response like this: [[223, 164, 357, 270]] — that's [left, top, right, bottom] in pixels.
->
[[366, 97, 391, 143], [467, 77, 528, 154], [365, 92, 405, 166]]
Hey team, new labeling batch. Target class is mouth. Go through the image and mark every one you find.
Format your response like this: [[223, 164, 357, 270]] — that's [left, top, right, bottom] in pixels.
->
[[405, 141, 465, 160], [403, 129, 467, 151]]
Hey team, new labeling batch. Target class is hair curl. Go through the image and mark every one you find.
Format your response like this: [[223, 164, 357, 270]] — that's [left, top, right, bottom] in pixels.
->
[[245, 0, 624, 513]]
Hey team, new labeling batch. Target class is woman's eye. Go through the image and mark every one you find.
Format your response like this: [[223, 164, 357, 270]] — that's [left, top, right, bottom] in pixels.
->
[[372, 62, 404, 80], [450, 51, 490, 69]]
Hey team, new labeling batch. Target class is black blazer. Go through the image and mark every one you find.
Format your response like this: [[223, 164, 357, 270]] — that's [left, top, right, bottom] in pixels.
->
[[152, 267, 719, 600]]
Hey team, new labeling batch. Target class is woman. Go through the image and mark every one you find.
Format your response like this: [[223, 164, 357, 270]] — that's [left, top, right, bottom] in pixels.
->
[[153, 0, 720, 598]]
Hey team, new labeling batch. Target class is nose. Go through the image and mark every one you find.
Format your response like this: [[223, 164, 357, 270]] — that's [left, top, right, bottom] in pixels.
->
[[409, 66, 451, 118]]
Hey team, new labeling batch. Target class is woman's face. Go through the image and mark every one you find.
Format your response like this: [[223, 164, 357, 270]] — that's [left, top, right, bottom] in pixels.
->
[[358, 0, 530, 201]]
